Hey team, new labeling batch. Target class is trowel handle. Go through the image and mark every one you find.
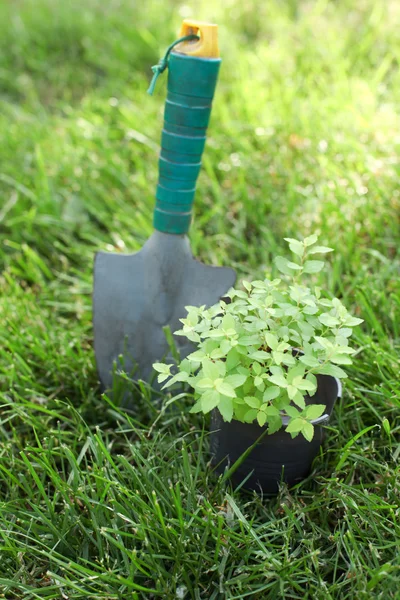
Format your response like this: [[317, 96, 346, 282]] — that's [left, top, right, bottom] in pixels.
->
[[153, 21, 221, 235]]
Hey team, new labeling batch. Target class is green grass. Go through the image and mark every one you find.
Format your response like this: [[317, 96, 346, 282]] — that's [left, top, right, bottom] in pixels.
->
[[0, 0, 399, 597]]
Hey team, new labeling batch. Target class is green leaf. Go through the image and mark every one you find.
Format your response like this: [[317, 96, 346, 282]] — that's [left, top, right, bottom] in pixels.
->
[[287, 385, 298, 400], [308, 245, 334, 254], [220, 339, 232, 354], [293, 377, 317, 392], [337, 328, 353, 338], [226, 348, 241, 371], [161, 376, 177, 389], [305, 404, 326, 420], [186, 350, 206, 362], [252, 361, 261, 375], [314, 336, 333, 349], [268, 374, 288, 388], [265, 332, 278, 350], [287, 261, 303, 270], [292, 391, 306, 409], [206, 330, 225, 339], [304, 234, 318, 246], [264, 405, 281, 417], [318, 298, 335, 308], [216, 361, 227, 377], [317, 363, 347, 378], [225, 328, 237, 337], [202, 359, 220, 381], [254, 376, 264, 388], [196, 378, 214, 389], [268, 415, 283, 434], [163, 372, 189, 388], [318, 313, 340, 327], [225, 374, 247, 388], [285, 406, 300, 418], [270, 365, 285, 375], [287, 365, 306, 384], [210, 348, 226, 359], [330, 354, 353, 365], [218, 396, 234, 422], [272, 351, 286, 365], [204, 339, 219, 353], [201, 390, 220, 413], [257, 411, 267, 427], [157, 373, 170, 384], [298, 320, 315, 337], [299, 355, 320, 368], [286, 418, 304, 434], [222, 314, 236, 331], [190, 399, 203, 413], [180, 359, 192, 374], [334, 344, 356, 355], [234, 404, 249, 422], [306, 373, 318, 391], [175, 329, 200, 343], [303, 260, 324, 273], [243, 409, 258, 423], [234, 396, 246, 405], [281, 354, 296, 367], [263, 386, 280, 402], [153, 363, 171, 374], [344, 315, 364, 326], [302, 421, 314, 442], [215, 381, 236, 398], [249, 350, 270, 360], [251, 280, 267, 289], [284, 238, 305, 257], [242, 280, 252, 292], [238, 335, 261, 346], [231, 289, 248, 299], [237, 365, 250, 376], [274, 256, 293, 276], [244, 396, 261, 408]]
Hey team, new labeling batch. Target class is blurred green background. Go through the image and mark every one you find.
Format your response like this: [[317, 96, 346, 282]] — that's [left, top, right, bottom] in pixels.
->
[[0, 1, 399, 598]]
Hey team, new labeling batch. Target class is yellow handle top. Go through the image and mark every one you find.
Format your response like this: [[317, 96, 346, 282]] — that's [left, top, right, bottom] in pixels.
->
[[174, 19, 219, 58]]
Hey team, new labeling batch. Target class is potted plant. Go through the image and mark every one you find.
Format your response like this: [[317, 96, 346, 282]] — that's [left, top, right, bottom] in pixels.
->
[[154, 236, 362, 493]]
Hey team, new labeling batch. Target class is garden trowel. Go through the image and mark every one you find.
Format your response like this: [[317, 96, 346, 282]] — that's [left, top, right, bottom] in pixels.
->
[[93, 20, 236, 394]]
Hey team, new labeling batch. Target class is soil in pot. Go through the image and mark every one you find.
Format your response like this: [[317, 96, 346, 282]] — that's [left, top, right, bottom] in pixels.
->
[[209, 374, 341, 494]]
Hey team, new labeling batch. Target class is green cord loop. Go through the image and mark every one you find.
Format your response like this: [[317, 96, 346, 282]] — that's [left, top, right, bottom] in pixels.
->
[[147, 34, 200, 95]]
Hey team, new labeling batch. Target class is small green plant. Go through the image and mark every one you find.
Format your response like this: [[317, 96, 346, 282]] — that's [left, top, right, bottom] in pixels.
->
[[154, 236, 362, 441]]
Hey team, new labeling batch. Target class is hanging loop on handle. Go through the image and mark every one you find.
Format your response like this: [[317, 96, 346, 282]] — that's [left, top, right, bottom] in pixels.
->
[[147, 34, 199, 95], [175, 19, 220, 58]]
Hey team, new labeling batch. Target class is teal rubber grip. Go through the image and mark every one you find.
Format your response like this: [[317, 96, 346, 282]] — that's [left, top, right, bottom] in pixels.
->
[[153, 52, 221, 234]]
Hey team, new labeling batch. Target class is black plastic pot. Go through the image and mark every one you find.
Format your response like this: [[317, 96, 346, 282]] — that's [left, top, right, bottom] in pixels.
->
[[210, 374, 341, 494]]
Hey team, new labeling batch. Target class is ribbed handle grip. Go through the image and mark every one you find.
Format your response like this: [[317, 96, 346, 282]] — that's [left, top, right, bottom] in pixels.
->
[[153, 52, 221, 234]]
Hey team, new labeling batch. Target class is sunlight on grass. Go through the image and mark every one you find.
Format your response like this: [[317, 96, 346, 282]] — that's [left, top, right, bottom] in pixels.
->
[[0, 0, 399, 597]]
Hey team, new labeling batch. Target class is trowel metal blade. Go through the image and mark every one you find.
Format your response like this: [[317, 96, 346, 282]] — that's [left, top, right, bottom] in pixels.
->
[[93, 231, 236, 392]]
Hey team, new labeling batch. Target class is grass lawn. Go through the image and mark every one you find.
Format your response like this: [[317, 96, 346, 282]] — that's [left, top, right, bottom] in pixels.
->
[[0, 0, 399, 597]]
